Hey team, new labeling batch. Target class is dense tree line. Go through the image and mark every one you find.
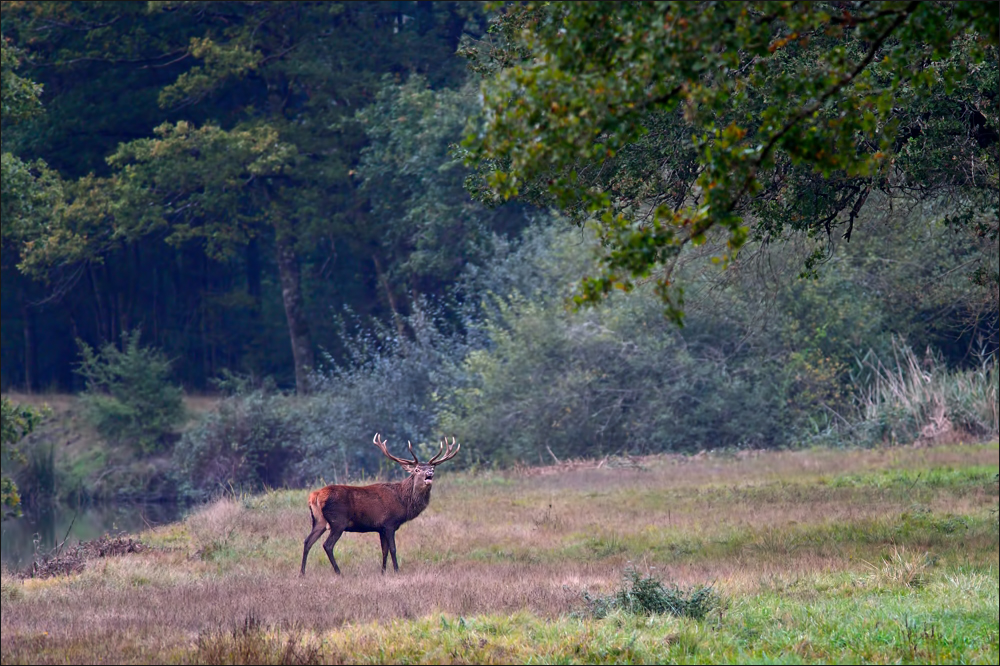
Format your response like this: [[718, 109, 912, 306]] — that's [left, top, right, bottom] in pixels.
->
[[1, 2, 997, 504], [2, 1, 515, 392]]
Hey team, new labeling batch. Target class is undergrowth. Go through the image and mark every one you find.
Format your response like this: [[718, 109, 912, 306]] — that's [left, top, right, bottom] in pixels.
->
[[583, 567, 720, 620]]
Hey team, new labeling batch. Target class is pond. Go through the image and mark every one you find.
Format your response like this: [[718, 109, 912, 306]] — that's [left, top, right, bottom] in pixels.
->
[[0, 502, 186, 572]]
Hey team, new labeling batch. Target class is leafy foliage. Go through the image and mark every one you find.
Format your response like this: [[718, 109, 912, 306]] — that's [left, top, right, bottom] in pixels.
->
[[76, 329, 184, 454], [0, 3, 996, 503], [441, 271, 794, 460], [0, 397, 43, 518], [440, 209, 998, 462], [0, 38, 41, 124], [175, 302, 469, 494], [442, 225, 797, 460], [354, 76, 528, 298], [0, 39, 62, 250], [465, 2, 998, 321], [2, 1, 491, 393], [18, 121, 296, 276]]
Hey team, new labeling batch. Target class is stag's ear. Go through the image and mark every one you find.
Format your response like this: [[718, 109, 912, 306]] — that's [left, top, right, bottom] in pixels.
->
[[401, 464, 418, 475]]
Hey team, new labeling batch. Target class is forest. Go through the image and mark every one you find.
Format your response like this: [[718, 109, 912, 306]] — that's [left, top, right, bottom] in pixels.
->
[[0, 1, 997, 509]]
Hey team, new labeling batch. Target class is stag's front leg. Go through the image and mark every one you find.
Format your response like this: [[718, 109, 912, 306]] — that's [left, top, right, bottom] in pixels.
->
[[386, 530, 399, 572], [379, 531, 391, 573]]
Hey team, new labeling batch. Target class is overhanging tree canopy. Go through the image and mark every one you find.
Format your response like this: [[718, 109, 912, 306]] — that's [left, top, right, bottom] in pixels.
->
[[464, 1, 999, 322]]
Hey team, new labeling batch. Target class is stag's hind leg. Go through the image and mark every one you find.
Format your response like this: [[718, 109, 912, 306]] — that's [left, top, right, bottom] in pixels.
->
[[322, 528, 344, 575], [301, 511, 328, 575], [302, 493, 332, 575]]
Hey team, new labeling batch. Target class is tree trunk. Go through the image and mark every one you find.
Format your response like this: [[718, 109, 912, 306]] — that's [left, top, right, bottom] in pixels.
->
[[21, 289, 36, 393], [276, 236, 314, 394], [246, 237, 262, 314], [87, 264, 109, 343], [373, 253, 407, 341]]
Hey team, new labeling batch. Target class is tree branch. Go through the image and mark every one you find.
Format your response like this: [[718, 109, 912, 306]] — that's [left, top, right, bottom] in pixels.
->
[[733, 2, 919, 214]]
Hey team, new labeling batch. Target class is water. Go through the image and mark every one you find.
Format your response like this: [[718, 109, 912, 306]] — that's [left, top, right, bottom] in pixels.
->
[[0, 502, 186, 572]]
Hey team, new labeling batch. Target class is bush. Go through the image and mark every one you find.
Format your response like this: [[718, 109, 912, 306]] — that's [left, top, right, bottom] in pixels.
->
[[169, 213, 994, 497], [439, 287, 797, 463], [176, 300, 468, 497], [439, 212, 999, 462], [173, 379, 304, 499], [583, 567, 720, 620], [1, 397, 44, 518], [76, 329, 184, 454], [298, 301, 467, 481]]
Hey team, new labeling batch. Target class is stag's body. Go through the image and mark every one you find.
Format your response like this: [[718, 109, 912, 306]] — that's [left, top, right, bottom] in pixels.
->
[[300, 434, 459, 575], [302, 472, 431, 574]]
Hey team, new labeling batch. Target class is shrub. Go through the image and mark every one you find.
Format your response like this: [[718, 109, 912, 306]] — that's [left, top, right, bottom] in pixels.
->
[[173, 380, 304, 499], [583, 567, 720, 620], [297, 301, 467, 481], [76, 329, 184, 454], [440, 217, 999, 461], [1, 397, 43, 518], [175, 301, 468, 496], [439, 287, 796, 463]]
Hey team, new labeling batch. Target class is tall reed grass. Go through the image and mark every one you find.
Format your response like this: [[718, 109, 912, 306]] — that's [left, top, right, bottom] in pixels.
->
[[852, 339, 998, 445]]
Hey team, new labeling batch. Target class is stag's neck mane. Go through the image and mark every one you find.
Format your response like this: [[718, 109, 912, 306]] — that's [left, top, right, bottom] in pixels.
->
[[392, 473, 432, 520]]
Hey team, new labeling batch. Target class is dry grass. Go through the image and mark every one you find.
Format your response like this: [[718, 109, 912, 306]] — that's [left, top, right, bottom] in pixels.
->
[[2, 441, 997, 664], [858, 544, 932, 589]]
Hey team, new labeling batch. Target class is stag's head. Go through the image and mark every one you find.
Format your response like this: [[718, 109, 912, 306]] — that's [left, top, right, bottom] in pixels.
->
[[373, 433, 460, 487]]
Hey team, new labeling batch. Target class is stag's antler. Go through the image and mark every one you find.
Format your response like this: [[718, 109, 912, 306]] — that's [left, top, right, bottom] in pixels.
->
[[373, 433, 419, 467], [427, 437, 460, 466]]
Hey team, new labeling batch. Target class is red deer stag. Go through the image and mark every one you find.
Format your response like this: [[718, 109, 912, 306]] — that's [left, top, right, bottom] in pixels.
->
[[300, 433, 460, 575]]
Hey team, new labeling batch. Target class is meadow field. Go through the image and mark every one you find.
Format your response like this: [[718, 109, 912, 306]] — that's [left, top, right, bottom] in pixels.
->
[[2, 442, 998, 664]]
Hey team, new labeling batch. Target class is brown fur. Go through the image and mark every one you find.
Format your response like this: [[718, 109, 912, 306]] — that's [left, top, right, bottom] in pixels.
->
[[300, 435, 458, 575]]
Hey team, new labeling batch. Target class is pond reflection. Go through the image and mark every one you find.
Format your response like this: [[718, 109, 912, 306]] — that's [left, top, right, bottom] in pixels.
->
[[1, 502, 185, 571]]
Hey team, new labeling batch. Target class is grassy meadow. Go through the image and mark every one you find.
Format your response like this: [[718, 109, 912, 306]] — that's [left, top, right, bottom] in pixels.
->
[[2, 442, 998, 664]]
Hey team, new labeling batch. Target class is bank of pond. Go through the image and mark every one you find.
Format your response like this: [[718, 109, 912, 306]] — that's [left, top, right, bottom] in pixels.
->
[[0, 501, 185, 572]]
